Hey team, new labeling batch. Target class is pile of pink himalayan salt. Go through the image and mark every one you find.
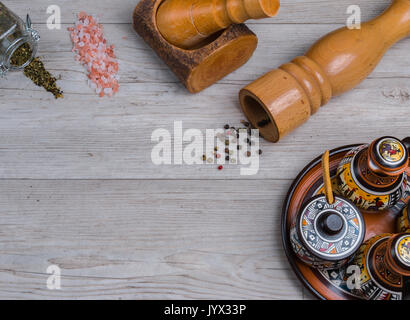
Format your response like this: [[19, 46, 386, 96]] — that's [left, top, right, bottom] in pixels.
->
[[68, 12, 119, 97]]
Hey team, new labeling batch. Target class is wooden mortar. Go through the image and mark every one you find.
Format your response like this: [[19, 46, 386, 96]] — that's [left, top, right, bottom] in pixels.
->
[[133, 0, 280, 93], [157, 0, 280, 49], [239, 0, 410, 142]]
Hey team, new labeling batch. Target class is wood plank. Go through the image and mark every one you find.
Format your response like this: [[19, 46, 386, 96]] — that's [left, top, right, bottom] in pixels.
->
[[0, 23, 408, 179], [4, 0, 391, 24], [1, 23, 409, 85], [0, 179, 303, 299], [0, 77, 409, 180], [1, 0, 409, 300]]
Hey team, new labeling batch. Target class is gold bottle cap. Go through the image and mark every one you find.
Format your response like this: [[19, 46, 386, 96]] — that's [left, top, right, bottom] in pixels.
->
[[368, 137, 408, 176]]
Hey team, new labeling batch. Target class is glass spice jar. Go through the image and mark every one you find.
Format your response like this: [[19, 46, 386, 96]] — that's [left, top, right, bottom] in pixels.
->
[[0, 2, 40, 76]]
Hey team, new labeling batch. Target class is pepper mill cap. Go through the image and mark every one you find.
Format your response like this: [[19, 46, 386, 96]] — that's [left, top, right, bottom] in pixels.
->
[[297, 195, 365, 261], [386, 233, 410, 277], [368, 137, 408, 176]]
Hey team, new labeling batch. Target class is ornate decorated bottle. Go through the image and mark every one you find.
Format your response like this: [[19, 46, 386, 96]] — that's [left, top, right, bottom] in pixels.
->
[[290, 194, 365, 270], [349, 233, 410, 300], [336, 137, 410, 212]]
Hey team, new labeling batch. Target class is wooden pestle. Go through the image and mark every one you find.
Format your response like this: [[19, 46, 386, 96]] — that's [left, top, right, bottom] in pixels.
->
[[156, 0, 280, 49], [239, 0, 410, 142]]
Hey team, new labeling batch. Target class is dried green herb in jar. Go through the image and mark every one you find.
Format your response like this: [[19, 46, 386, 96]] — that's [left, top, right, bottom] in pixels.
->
[[10, 43, 32, 67], [9, 42, 63, 99], [0, 2, 40, 78], [0, 2, 16, 36]]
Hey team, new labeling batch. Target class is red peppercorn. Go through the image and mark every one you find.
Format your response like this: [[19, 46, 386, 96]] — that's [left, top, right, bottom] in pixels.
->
[[218, 165, 223, 170]]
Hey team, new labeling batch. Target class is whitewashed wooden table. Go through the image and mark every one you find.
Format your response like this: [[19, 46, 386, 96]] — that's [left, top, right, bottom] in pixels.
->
[[0, 0, 409, 299]]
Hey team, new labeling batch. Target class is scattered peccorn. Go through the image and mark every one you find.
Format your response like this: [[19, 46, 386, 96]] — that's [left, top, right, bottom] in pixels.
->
[[201, 121, 264, 171]]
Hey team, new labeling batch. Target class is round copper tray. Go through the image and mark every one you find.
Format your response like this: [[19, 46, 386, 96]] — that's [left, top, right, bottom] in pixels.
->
[[282, 145, 400, 300]]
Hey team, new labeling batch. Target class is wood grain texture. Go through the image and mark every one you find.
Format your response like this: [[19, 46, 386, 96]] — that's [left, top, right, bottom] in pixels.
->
[[155, 0, 279, 48], [0, 180, 302, 299], [6, 0, 393, 24], [0, 22, 408, 179], [0, 0, 409, 299]]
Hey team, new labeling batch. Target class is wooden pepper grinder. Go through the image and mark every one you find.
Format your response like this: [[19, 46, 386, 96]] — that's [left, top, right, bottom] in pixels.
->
[[336, 137, 410, 212], [239, 0, 410, 142], [350, 233, 410, 300], [157, 0, 279, 49], [133, 0, 280, 93]]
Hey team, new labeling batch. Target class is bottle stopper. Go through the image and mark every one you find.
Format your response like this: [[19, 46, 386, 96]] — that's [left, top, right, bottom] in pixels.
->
[[368, 137, 409, 176]]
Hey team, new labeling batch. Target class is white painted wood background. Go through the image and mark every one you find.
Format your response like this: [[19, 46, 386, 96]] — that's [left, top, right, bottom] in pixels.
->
[[0, 0, 409, 299]]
